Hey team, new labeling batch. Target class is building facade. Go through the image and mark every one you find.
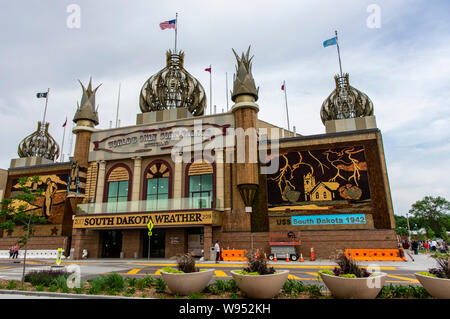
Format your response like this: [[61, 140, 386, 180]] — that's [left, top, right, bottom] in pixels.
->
[[0, 48, 397, 259]]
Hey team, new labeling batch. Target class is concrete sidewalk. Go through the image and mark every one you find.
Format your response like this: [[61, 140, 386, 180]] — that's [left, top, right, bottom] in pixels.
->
[[12, 252, 439, 271]]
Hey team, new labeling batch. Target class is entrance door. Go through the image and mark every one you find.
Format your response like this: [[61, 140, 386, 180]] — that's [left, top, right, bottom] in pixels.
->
[[101, 230, 122, 258], [142, 229, 166, 258]]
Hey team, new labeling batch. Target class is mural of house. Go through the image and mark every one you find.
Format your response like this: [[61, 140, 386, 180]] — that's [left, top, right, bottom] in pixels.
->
[[303, 173, 340, 201]]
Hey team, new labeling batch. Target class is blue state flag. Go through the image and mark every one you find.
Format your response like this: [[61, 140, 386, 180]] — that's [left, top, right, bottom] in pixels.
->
[[323, 37, 337, 47]]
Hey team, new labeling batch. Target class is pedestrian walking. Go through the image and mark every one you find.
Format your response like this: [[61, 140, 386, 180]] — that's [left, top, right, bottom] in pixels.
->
[[411, 240, 419, 255], [13, 245, 19, 259], [214, 240, 220, 263], [8, 246, 13, 258], [423, 241, 429, 253], [431, 240, 437, 252]]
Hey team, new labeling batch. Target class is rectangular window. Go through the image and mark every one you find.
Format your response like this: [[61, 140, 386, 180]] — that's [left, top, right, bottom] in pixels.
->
[[189, 174, 213, 209], [107, 181, 129, 213], [146, 177, 169, 211]]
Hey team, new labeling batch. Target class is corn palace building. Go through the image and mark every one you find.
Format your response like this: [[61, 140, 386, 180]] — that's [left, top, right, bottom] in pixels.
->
[[0, 47, 397, 260]]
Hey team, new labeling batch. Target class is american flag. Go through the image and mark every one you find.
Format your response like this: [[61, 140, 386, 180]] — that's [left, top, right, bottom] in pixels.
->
[[160, 19, 176, 30]]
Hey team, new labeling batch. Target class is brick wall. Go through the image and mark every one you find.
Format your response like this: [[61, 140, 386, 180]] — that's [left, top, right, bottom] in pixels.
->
[[165, 228, 187, 258], [72, 229, 101, 259], [121, 229, 142, 259]]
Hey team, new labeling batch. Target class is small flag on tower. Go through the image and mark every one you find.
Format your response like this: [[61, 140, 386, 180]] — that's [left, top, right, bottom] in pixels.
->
[[36, 92, 48, 98], [205, 67, 211, 73], [323, 37, 337, 47], [160, 19, 176, 30], [62, 117, 67, 127], [281, 83, 285, 90]]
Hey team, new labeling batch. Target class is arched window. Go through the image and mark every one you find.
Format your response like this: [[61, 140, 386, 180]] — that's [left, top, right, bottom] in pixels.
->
[[105, 164, 131, 213], [186, 159, 214, 209], [144, 160, 172, 210]]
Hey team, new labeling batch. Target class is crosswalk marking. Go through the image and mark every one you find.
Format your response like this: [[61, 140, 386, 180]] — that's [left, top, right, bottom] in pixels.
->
[[214, 270, 229, 277], [153, 269, 161, 275], [387, 274, 419, 283], [288, 274, 301, 280], [126, 269, 141, 275]]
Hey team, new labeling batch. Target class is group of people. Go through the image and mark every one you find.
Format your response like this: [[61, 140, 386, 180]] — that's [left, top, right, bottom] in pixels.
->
[[401, 239, 448, 255], [8, 245, 19, 259]]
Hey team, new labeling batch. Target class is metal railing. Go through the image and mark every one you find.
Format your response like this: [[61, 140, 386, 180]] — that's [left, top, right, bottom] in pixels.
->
[[76, 197, 219, 215]]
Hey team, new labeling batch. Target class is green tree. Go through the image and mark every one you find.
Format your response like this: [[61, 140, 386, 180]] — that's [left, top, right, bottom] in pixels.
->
[[408, 196, 450, 238], [0, 176, 47, 287]]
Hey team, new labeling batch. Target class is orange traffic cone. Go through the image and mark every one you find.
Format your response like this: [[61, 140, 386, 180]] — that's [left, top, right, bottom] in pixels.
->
[[286, 253, 289, 262], [274, 253, 277, 262], [310, 246, 315, 261], [300, 253, 304, 262]]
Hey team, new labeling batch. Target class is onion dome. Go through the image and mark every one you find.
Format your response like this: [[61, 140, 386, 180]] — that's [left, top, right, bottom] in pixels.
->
[[18, 121, 60, 161], [139, 50, 206, 116], [320, 73, 374, 124], [73, 78, 100, 126]]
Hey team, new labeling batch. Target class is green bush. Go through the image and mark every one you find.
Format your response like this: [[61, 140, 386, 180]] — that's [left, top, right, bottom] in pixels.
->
[[24, 269, 70, 287], [188, 292, 203, 299], [305, 284, 322, 298], [161, 266, 184, 273], [48, 285, 58, 292], [73, 287, 84, 294], [35, 285, 44, 292], [7, 281, 17, 290], [155, 278, 166, 293], [282, 279, 306, 296], [125, 287, 136, 297], [203, 279, 238, 295], [416, 272, 437, 278], [88, 274, 125, 292], [53, 275, 68, 290], [377, 284, 431, 299], [126, 277, 137, 287], [136, 276, 153, 289]]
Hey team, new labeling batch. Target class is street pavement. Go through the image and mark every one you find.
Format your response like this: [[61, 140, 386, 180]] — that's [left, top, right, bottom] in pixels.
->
[[0, 252, 438, 287]]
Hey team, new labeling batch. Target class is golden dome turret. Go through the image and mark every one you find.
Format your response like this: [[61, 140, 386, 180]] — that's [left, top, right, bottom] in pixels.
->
[[139, 50, 206, 116]]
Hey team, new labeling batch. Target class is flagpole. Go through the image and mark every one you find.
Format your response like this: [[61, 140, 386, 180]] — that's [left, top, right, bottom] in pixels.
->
[[60, 117, 67, 163], [225, 72, 229, 111], [174, 12, 178, 53], [335, 30, 343, 77], [115, 83, 121, 128], [209, 64, 212, 115], [283, 81, 290, 131], [41, 88, 50, 131]]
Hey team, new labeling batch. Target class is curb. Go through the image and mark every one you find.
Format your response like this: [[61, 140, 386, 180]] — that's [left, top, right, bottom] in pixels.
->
[[0, 289, 150, 299]]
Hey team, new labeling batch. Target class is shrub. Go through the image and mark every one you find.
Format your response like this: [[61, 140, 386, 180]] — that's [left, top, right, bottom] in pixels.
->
[[305, 284, 322, 298], [74, 287, 84, 294], [48, 285, 58, 292], [53, 275, 68, 290], [24, 269, 70, 287], [136, 276, 153, 289], [188, 292, 203, 299], [333, 253, 370, 278], [155, 278, 166, 293], [176, 253, 198, 273], [35, 285, 44, 291], [282, 279, 306, 296], [7, 281, 17, 290], [243, 251, 275, 275], [89, 274, 125, 292], [429, 256, 449, 279], [161, 266, 184, 274], [377, 284, 431, 299], [141, 293, 147, 298], [125, 287, 136, 297], [126, 277, 137, 287], [204, 279, 238, 295]]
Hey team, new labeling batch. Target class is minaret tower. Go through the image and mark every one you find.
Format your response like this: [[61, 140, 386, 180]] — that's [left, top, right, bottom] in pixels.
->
[[230, 47, 260, 227], [69, 78, 101, 197]]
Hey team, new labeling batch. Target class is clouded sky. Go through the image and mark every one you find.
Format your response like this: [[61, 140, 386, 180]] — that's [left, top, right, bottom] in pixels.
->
[[1, 0, 449, 216]]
